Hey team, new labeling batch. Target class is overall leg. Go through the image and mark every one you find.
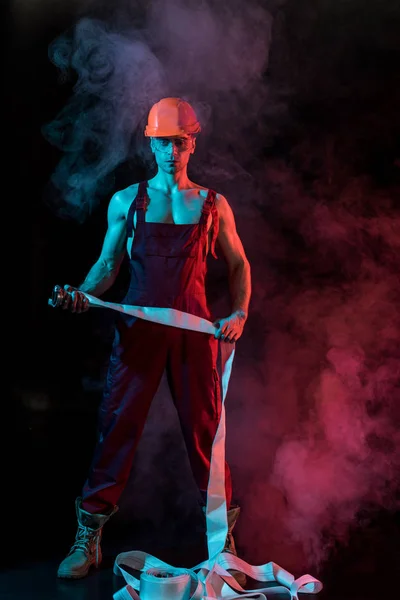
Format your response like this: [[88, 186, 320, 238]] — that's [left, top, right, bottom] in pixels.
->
[[58, 318, 169, 579], [166, 329, 233, 509], [81, 318, 168, 513]]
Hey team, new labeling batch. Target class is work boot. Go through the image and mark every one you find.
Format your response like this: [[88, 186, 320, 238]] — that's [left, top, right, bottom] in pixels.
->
[[57, 497, 118, 579], [223, 506, 247, 587], [202, 505, 247, 588]]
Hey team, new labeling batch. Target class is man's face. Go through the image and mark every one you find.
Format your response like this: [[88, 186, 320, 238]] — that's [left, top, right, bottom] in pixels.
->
[[150, 135, 196, 173]]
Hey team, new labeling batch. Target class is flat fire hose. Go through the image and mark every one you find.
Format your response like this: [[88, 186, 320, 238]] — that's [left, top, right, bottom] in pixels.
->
[[50, 289, 323, 600]]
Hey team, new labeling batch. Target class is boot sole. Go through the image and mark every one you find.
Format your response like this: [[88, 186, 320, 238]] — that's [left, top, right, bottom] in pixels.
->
[[57, 562, 97, 579]]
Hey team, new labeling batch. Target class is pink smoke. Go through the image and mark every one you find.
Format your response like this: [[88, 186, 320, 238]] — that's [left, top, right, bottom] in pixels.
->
[[227, 167, 400, 571]]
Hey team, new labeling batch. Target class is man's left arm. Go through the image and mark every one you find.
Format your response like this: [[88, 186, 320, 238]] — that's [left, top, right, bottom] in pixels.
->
[[213, 194, 252, 343]]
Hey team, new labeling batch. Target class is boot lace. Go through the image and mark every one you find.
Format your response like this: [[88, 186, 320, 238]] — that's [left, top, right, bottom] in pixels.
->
[[70, 524, 101, 557]]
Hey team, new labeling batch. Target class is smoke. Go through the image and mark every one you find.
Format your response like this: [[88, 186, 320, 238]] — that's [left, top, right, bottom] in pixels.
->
[[271, 271, 400, 564], [43, 14, 167, 221], [42, 0, 275, 221], [226, 168, 400, 570], [41, 0, 400, 576]]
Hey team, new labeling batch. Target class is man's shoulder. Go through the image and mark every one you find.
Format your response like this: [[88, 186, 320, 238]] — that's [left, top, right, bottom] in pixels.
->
[[107, 183, 141, 220], [113, 183, 140, 201], [195, 185, 228, 204], [110, 183, 141, 208], [212, 191, 229, 213]]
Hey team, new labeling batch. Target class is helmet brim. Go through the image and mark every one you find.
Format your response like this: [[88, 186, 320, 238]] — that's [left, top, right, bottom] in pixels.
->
[[144, 125, 201, 137]]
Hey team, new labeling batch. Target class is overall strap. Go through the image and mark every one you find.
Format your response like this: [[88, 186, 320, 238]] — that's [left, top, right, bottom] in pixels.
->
[[136, 181, 148, 217], [126, 181, 148, 238], [200, 189, 219, 258]]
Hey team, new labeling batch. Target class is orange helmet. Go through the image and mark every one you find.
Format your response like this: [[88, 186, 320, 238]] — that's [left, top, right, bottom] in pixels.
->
[[144, 97, 201, 137]]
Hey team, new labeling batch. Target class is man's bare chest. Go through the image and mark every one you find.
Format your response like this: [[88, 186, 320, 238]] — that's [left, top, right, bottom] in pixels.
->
[[125, 186, 214, 253], [144, 188, 207, 225]]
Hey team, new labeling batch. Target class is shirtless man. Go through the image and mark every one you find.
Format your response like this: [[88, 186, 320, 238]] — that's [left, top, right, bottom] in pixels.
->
[[55, 97, 251, 582]]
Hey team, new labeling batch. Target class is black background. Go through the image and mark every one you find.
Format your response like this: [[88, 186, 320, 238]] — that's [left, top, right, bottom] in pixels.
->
[[3, 2, 400, 599]]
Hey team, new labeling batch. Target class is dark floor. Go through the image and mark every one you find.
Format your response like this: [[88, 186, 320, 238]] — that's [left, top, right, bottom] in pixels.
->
[[0, 560, 397, 600], [2, 517, 399, 600]]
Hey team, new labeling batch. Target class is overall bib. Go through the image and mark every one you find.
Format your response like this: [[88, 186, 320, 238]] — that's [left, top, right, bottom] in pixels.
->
[[81, 181, 233, 513]]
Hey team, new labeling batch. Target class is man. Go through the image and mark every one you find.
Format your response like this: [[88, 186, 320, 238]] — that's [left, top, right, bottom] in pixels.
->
[[55, 97, 251, 582]]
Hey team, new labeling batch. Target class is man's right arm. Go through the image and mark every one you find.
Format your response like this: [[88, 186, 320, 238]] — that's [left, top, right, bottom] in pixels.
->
[[78, 191, 128, 297]]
